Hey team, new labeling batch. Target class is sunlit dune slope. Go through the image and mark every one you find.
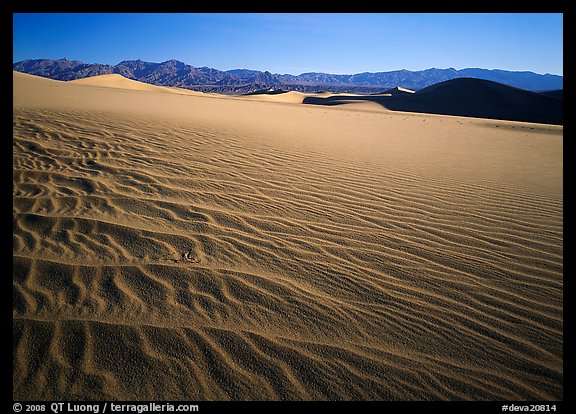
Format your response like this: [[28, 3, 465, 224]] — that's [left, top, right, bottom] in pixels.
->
[[70, 73, 202, 95], [13, 71, 563, 401], [239, 90, 310, 104]]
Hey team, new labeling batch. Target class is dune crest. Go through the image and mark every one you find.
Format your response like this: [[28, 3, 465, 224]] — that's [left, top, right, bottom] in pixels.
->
[[238, 89, 310, 104], [70, 73, 200, 95]]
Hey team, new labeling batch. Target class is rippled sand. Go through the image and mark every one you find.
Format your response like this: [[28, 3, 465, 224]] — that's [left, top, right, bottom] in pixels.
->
[[13, 72, 563, 400]]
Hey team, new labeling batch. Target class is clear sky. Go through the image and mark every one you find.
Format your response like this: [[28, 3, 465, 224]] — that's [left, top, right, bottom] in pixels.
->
[[13, 13, 563, 75]]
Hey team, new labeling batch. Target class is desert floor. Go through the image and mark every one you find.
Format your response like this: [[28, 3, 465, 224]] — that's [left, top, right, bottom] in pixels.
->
[[13, 72, 563, 400]]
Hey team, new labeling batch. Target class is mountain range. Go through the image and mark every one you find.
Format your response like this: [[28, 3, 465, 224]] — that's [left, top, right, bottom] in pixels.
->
[[13, 58, 563, 94]]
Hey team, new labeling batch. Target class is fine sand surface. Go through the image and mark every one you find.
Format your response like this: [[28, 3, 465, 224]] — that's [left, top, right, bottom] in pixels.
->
[[13, 72, 563, 400]]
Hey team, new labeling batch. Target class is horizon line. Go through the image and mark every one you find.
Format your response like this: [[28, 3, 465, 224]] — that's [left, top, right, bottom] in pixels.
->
[[12, 57, 564, 78]]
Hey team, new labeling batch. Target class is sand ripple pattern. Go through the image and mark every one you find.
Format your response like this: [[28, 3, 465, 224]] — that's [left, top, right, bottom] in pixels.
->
[[13, 108, 562, 400]]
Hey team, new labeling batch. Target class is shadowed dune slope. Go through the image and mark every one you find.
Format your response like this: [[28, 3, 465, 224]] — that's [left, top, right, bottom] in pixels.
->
[[13, 71, 562, 400], [304, 78, 563, 125], [538, 89, 563, 99]]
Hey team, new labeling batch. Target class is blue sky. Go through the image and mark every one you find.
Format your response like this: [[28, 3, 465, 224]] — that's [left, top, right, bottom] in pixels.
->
[[13, 13, 563, 75]]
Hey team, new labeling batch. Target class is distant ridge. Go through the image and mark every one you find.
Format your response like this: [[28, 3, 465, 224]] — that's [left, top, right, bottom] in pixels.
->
[[13, 58, 563, 93]]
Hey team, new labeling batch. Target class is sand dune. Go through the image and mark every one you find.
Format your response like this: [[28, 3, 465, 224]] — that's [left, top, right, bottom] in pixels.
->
[[70, 73, 164, 90], [304, 78, 563, 125], [239, 90, 311, 104], [13, 71, 66, 86], [70, 73, 203, 96], [538, 89, 563, 99], [239, 89, 380, 105], [13, 71, 563, 400], [380, 86, 416, 96]]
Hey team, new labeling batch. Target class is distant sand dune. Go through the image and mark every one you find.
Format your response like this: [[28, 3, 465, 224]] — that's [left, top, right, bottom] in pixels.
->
[[538, 89, 563, 99], [13, 71, 563, 400], [239, 90, 310, 104], [303, 78, 563, 125], [70, 73, 203, 96], [380, 86, 416, 96]]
